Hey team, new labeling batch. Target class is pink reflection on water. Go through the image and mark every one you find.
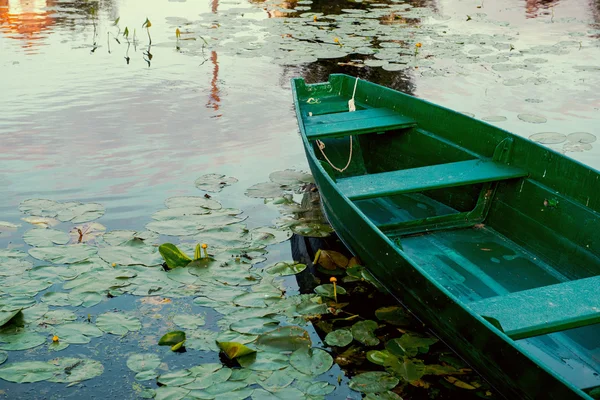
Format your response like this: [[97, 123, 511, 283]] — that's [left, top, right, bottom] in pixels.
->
[[0, 0, 57, 52]]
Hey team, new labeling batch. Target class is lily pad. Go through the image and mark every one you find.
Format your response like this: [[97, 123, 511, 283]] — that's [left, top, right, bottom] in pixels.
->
[[325, 329, 353, 347], [269, 170, 313, 186], [29, 245, 97, 264], [518, 114, 547, 124], [0, 351, 6, 365], [53, 323, 103, 344], [0, 361, 60, 383], [0, 309, 22, 327], [386, 334, 438, 357], [173, 314, 205, 330], [349, 371, 399, 393], [0, 333, 46, 350], [23, 228, 70, 247], [255, 326, 311, 352], [352, 320, 380, 346], [375, 306, 412, 326], [48, 358, 104, 383], [57, 203, 105, 223], [165, 196, 222, 210], [157, 369, 195, 386], [158, 331, 186, 346], [195, 173, 238, 192], [528, 132, 567, 144], [216, 341, 257, 359], [126, 353, 161, 373], [387, 357, 426, 382], [245, 182, 288, 199], [290, 347, 333, 376], [314, 284, 347, 298], [265, 261, 307, 276], [98, 240, 163, 266], [146, 219, 204, 236], [237, 351, 289, 371], [96, 312, 141, 335], [19, 199, 66, 218], [230, 317, 280, 335], [158, 243, 192, 269]]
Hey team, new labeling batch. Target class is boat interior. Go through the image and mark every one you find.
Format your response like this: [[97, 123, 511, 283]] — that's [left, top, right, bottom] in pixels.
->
[[295, 78, 600, 395]]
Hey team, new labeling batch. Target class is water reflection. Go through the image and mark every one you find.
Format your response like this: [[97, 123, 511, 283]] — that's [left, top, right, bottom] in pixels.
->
[[206, 51, 222, 115], [525, 0, 560, 18], [0, 0, 57, 52]]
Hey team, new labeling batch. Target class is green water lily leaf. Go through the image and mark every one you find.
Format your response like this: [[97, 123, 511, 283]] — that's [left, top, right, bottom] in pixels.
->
[[69, 223, 106, 244], [245, 182, 287, 198], [349, 371, 399, 393], [102, 230, 158, 246], [258, 369, 294, 391], [290, 347, 333, 376], [314, 283, 347, 298], [387, 357, 426, 382], [0, 351, 6, 365], [365, 391, 403, 399], [237, 351, 289, 371], [40, 309, 77, 325], [158, 369, 195, 386], [295, 298, 328, 315], [96, 312, 141, 335], [29, 245, 97, 264], [315, 249, 348, 270], [352, 320, 380, 346], [233, 291, 282, 308], [252, 387, 305, 400], [159, 331, 186, 346], [195, 173, 238, 192], [165, 196, 222, 210], [216, 341, 257, 359], [98, 240, 163, 266], [184, 366, 231, 389], [57, 203, 105, 223], [295, 380, 336, 396], [54, 323, 103, 344], [269, 170, 313, 186], [23, 228, 70, 247], [0, 361, 60, 383], [0, 296, 35, 312], [173, 314, 205, 329], [0, 309, 21, 327], [19, 199, 66, 218], [151, 207, 210, 221], [146, 219, 204, 236], [325, 329, 353, 347], [230, 317, 280, 335], [48, 357, 104, 383], [375, 306, 412, 326], [255, 326, 311, 352], [0, 333, 46, 350], [424, 363, 464, 375], [127, 353, 161, 373], [385, 334, 438, 357], [290, 222, 334, 237], [159, 243, 192, 269], [265, 261, 307, 276], [250, 227, 292, 246], [366, 350, 397, 366], [154, 386, 190, 400]]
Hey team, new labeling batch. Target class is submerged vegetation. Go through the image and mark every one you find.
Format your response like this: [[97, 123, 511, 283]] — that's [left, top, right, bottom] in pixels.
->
[[0, 171, 495, 399]]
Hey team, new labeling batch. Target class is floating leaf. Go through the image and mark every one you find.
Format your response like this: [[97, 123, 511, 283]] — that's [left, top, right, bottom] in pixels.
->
[[352, 320, 380, 346], [159, 243, 192, 269], [195, 173, 238, 192], [154, 386, 190, 400], [0, 309, 21, 327], [444, 376, 477, 389], [165, 196, 221, 210], [29, 245, 97, 264], [159, 331, 186, 346], [0, 351, 6, 365], [57, 202, 105, 223], [269, 170, 313, 186], [0, 361, 60, 383], [290, 222, 334, 237], [19, 199, 65, 217], [126, 353, 161, 373], [69, 223, 106, 244], [53, 323, 103, 344], [96, 312, 141, 335], [375, 306, 412, 326], [314, 283, 347, 299], [230, 317, 280, 335], [237, 351, 289, 371], [290, 347, 333, 376], [365, 391, 403, 399], [48, 358, 104, 383], [349, 371, 399, 393], [315, 249, 348, 270], [265, 261, 307, 276], [146, 219, 204, 236], [173, 314, 205, 330], [0, 333, 46, 351], [98, 240, 163, 266], [23, 228, 70, 247], [386, 334, 438, 358], [216, 341, 256, 359], [387, 357, 426, 382], [325, 329, 353, 347], [255, 326, 311, 352]]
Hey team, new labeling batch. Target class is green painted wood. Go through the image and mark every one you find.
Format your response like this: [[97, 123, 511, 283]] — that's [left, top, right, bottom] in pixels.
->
[[305, 107, 398, 125], [302, 98, 355, 116], [468, 276, 600, 340], [291, 75, 599, 399], [338, 159, 527, 201], [305, 114, 416, 140]]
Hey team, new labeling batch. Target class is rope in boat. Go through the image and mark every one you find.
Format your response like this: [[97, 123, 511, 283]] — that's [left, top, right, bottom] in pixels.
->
[[314, 77, 359, 173]]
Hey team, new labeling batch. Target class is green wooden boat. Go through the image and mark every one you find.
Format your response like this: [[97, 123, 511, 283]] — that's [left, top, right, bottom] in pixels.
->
[[291, 74, 600, 400]]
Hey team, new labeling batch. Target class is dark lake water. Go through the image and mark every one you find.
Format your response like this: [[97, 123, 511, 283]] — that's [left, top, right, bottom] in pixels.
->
[[0, 0, 598, 398]]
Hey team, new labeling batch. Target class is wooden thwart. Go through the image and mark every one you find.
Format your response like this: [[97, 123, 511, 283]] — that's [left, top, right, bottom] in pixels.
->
[[304, 108, 416, 140], [468, 276, 600, 340], [338, 159, 527, 201]]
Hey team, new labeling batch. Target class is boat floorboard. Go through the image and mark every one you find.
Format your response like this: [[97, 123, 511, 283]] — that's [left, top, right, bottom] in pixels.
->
[[398, 227, 600, 390]]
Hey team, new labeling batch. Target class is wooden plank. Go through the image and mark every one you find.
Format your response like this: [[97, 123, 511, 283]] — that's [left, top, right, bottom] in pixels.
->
[[305, 114, 416, 140], [468, 276, 600, 340], [305, 108, 399, 126], [337, 159, 527, 201]]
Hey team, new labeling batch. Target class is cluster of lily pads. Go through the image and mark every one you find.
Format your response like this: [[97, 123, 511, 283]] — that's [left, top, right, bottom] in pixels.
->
[[0, 169, 496, 399]]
